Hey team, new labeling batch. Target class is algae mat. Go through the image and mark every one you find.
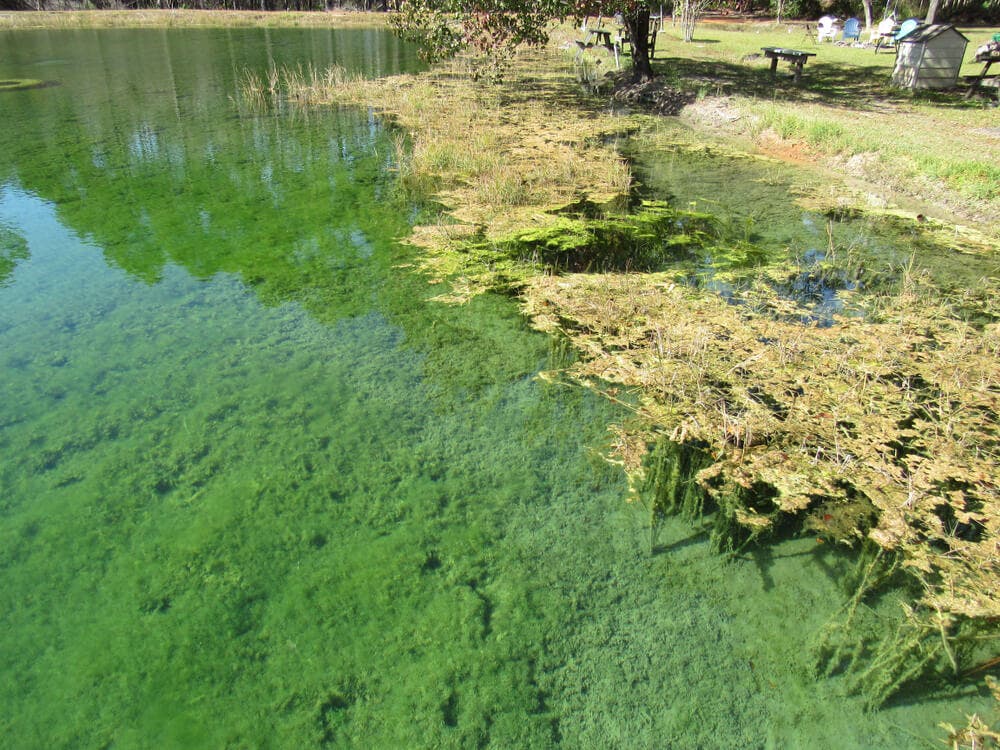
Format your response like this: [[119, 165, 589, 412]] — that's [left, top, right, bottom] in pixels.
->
[[0, 27, 993, 748]]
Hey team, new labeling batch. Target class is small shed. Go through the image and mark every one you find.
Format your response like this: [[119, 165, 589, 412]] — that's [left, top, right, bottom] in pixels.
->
[[891, 25, 969, 90]]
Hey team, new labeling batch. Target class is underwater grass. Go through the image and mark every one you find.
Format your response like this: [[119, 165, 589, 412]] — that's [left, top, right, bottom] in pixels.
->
[[170, 12, 1000, 711], [251, 35, 1000, 707]]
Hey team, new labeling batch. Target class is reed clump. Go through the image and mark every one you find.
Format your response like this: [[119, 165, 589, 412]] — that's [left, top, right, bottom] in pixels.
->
[[237, 63, 364, 112]]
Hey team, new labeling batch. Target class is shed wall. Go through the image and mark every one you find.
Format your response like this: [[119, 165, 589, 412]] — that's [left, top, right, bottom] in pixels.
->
[[891, 31, 968, 89]]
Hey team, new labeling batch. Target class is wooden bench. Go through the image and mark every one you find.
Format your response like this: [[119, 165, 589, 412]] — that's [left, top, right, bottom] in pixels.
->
[[965, 52, 1000, 100], [761, 47, 817, 83]]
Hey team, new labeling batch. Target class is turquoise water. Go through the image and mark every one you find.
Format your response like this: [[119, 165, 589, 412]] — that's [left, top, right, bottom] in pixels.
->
[[0, 28, 993, 748]]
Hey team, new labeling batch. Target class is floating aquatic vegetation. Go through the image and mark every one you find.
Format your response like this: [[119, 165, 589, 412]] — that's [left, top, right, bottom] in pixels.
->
[[524, 260, 1000, 704], [0, 78, 55, 92]]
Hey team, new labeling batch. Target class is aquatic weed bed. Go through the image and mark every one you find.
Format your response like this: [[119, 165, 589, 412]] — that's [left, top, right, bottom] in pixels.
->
[[516, 138, 1000, 709], [245, 33, 1000, 717], [6, 19, 1000, 746], [91, 13, 1000, 737]]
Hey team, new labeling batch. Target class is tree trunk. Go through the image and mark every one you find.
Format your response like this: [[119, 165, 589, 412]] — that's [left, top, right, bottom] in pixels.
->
[[861, 0, 873, 34], [680, 0, 698, 43], [924, 0, 939, 24], [624, 8, 654, 82]]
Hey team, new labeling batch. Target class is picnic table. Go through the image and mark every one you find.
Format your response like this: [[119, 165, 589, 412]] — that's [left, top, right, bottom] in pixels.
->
[[575, 25, 620, 69], [965, 46, 1000, 100], [761, 47, 817, 83]]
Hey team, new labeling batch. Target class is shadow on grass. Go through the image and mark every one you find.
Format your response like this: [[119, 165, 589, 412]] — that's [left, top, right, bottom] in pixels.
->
[[651, 54, 988, 112], [488, 55, 626, 115]]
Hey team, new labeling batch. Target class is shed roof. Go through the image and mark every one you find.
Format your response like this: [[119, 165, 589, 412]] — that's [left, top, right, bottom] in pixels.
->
[[898, 24, 969, 44]]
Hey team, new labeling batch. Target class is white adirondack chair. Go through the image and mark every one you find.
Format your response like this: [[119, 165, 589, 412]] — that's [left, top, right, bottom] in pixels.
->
[[817, 16, 841, 42]]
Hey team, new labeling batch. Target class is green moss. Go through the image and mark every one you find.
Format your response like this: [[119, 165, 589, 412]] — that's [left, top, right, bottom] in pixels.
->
[[463, 201, 716, 276]]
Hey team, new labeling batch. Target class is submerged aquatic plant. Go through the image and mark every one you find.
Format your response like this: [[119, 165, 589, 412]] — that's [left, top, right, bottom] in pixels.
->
[[0, 78, 51, 92], [524, 256, 1000, 703], [939, 678, 1000, 750]]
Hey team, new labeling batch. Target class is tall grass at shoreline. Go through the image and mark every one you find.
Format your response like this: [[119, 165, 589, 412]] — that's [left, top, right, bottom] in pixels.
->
[[241, 55, 633, 243], [238, 63, 363, 110], [743, 101, 1000, 208]]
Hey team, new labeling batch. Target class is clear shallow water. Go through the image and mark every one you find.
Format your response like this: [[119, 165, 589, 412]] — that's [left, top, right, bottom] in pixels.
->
[[0, 27, 993, 749], [629, 141, 1000, 322]]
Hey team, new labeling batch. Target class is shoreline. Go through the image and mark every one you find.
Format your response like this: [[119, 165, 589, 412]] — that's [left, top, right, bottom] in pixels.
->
[[0, 8, 387, 29]]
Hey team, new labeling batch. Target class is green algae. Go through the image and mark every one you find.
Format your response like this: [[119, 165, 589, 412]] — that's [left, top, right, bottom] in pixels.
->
[[507, 202, 716, 272], [444, 202, 716, 291], [0, 27, 997, 750], [0, 77, 51, 92]]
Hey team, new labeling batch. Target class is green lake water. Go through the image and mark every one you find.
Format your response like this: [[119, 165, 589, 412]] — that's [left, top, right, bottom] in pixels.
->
[[0, 27, 993, 749]]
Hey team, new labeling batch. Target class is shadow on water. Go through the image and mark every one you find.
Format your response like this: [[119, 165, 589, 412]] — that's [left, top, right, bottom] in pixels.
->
[[650, 523, 712, 555]]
